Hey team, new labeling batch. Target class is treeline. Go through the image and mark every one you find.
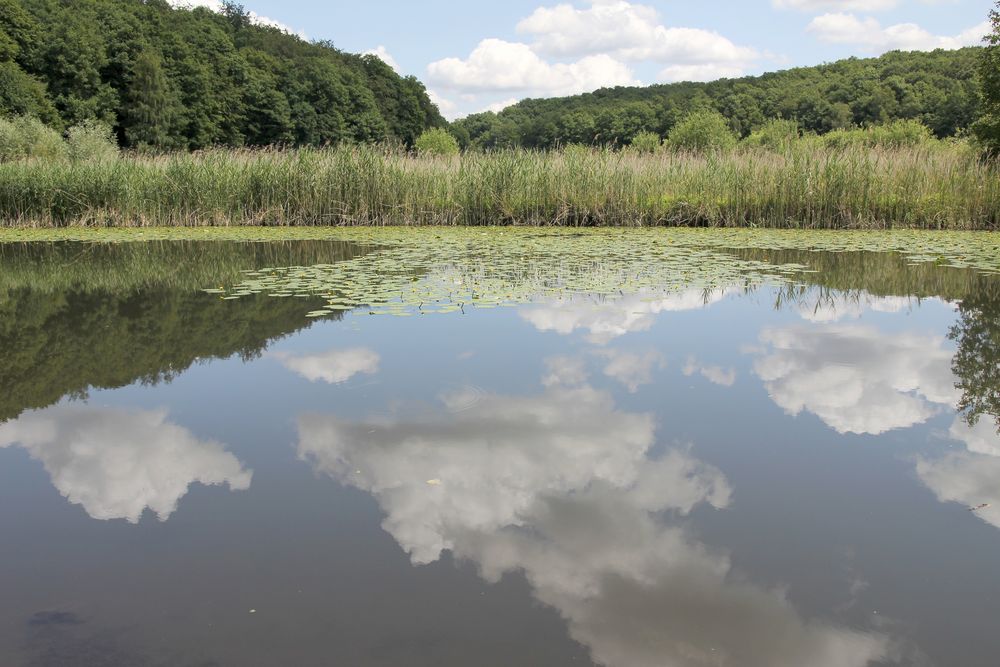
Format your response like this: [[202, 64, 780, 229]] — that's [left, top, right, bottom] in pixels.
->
[[0, 0, 445, 149], [453, 48, 984, 150]]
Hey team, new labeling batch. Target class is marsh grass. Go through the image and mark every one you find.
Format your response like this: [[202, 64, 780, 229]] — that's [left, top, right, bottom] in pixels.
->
[[0, 142, 996, 229]]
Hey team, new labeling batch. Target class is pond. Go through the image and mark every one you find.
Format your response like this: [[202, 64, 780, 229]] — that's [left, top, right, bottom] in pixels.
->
[[0, 229, 998, 667]]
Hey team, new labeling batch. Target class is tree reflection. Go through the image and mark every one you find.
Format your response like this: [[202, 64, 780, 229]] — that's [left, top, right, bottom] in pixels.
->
[[950, 288, 1000, 433]]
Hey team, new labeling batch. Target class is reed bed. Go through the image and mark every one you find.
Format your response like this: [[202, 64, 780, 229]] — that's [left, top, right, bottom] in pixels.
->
[[0, 143, 996, 229]]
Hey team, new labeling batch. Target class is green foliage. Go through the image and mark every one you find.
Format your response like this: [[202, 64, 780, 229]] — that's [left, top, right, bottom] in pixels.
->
[[454, 48, 984, 149], [974, 2, 1000, 155], [628, 130, 661, 153], [124, 51, 180, 149], [414, 128, 459, 156], [0, 0, 445, 149], [0, 115, 66, 161], [821, 119, 934, 149], [667, 110, 737, 152], [743, 119, 800, 151], [66, 119, 118, 162]]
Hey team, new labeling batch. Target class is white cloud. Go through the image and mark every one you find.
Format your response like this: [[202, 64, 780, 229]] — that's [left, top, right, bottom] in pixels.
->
[[296, 364, 892, 667], [751, 324, 960, 435], [516, 1, 758, 81], [683, 357, 737, 387], [426, 89, 460, 121], [774, 0, 900, 11], [271, 347, 380, 384], [480, 97, 521, 114], [521, 288, 731, 344], [0, 406, 252, 523], [594, 349, 666, 392], [364, 46, 401, 73], [167, 0, 306, 38], [427, 39, 639, 96], [807, 13, 987, 52]]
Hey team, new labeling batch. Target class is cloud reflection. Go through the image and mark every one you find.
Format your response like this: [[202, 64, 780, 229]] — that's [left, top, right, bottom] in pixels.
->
[[917, 418, 1000, 529], [0, 405, 252, 522], [296, 363, 890, 667], [595, 348, 666, 393], [521, 288, 730, 343], [752, 324, 959, 434], [272, 347, 380, 384]]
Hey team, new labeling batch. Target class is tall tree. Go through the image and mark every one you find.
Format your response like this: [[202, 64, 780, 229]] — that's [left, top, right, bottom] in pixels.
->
[[124, 50, 179, 148], [974, 1, 1000, 155]]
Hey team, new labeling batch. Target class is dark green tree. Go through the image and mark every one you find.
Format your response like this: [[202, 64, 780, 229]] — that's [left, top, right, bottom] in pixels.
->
[[974, 2, 1000, 155], [124, 51, 179, 148]]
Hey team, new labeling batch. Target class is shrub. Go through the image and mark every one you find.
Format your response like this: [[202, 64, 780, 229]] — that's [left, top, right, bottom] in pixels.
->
[[822, 120, 934, 150], [744, 118, 800, 151], [667, 110, 737, 152], [0, 115, 66, 161], [629, 131, 662, 153], [67, 119, 119, 162], [414, 128, 460, 156]]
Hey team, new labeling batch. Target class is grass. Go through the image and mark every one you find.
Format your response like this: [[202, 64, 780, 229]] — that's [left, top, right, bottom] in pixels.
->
[[0, 142, 996, 229]]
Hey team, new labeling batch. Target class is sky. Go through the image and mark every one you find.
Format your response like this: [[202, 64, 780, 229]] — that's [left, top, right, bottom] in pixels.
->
[[171, 1, 993, 119]]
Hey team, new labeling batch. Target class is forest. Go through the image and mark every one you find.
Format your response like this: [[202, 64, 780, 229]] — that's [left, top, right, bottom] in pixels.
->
[[452, 47, 986, 150], [0, 0, 446, 149]]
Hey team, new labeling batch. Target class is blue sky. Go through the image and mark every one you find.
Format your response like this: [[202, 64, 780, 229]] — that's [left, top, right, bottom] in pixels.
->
[[174, 1, 992, 118]]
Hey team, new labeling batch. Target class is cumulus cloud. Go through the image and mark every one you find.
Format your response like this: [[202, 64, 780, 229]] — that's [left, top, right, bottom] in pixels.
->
[[521, 288, 731, 344], [427, 39, 639, 96], [751, 324, 959, 434], [807, 13, 987, 52], [271, 347, 380, 384], [166, 0, 305, 38], [682, 357, 737, 387], [363, 46, 401, 73], [516, 1, 758, 81], [296, 364, 891, 667], [595, 349, 666, 392], [0, 405, 252, 523]]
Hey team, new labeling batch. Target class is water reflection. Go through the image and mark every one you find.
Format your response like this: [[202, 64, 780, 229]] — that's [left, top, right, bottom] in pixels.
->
[[593, 349, 666, 393], [521, 288, 731, 343], [297, 362, 890, 667], [682, 357, 737, 387], [0, 405, 251, 522], [272, 347, 380, 384], [751, 324, 959, 435]]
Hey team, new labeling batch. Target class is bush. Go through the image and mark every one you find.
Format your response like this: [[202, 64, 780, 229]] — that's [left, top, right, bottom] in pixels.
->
[[667, 110, 737, 152], [744, 118, 800, 151], [0, 115, 66, 161], [822, 120, 933, 150], [414, 128, 460, 156], [67, 119, 119, 162], [629, 131, 662, 153]]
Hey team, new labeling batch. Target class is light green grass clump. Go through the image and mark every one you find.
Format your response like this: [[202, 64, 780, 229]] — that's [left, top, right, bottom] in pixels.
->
[[0, 142, 995, 229]]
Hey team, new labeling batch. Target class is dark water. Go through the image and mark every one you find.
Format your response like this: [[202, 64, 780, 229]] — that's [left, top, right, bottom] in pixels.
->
[[1, 237, 998, 667]]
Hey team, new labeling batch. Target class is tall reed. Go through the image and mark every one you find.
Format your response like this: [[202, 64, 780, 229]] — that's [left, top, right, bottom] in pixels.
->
[[0, 143, 995, 229]]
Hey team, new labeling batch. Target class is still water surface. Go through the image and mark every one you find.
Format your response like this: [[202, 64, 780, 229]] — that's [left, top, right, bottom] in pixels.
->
[[0, 232, 998, 667]]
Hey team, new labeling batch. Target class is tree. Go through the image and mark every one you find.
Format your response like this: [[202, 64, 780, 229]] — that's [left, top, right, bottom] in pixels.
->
[[667, 110, 737, 152], [124, 51, 179, 148], [974, 2, 1000, 155], [414, 127, 459, 156]]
